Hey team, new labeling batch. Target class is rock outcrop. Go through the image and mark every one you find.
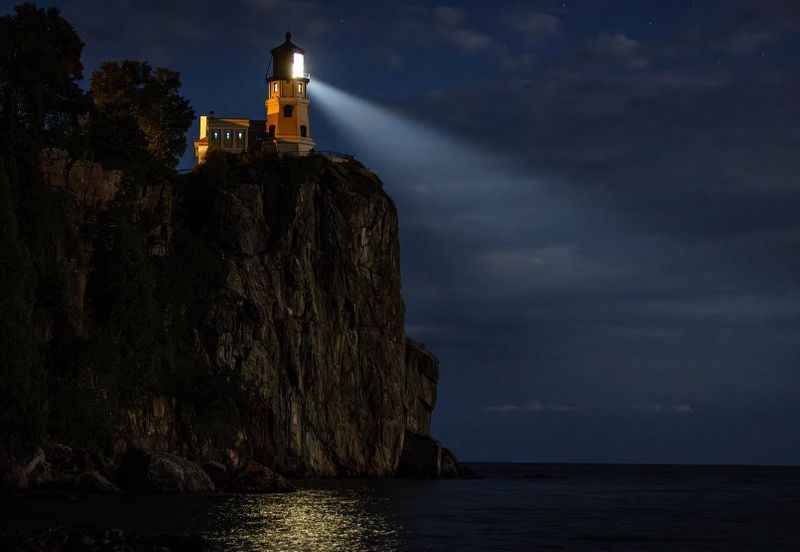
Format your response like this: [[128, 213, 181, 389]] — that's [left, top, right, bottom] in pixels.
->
[[396, 432, 467, 479], [0, 528, 218, 552], [228, 460, 293, 493], [3, 150, 460, 482], [403, 339, 439, 436], [1, 447, 49, 490], [116, 447, 215, 493]]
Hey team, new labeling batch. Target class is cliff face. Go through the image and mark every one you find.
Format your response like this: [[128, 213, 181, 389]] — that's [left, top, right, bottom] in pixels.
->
[[33, 150, 443, 477]]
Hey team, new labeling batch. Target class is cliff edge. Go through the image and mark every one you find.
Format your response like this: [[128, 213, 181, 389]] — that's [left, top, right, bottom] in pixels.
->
[[1, 149, 456, 481]]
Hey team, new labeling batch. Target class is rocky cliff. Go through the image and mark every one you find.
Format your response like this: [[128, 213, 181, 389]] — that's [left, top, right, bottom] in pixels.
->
[[13, 149, 452, 478]]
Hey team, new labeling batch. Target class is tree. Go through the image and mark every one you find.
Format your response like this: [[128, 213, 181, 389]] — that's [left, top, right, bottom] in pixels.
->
[[0, 157, 46, 448], [91, 61, 194, 167], [0, 3, 89, 161]]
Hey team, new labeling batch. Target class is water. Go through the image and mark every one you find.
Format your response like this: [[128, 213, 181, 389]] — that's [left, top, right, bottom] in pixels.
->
[[5, 463, 800, 550]]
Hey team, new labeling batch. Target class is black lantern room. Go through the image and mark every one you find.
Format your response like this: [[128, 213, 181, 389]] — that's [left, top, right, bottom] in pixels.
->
[[268, 32, 308, 83]]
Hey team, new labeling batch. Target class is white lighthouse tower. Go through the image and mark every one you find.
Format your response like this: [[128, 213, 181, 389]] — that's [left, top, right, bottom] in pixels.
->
[[266, 32, 315, 156]]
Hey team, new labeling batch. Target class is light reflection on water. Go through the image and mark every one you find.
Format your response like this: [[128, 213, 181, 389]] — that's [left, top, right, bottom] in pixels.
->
[[209, 489, 402, 552], [7, 467, 800, 551]]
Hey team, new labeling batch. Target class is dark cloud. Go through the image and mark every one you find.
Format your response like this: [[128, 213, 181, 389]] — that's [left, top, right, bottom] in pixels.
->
[[585, 33, 649, 69], [485, 402, 580, 414], [432, 5, 493, 52], [503, 11, 561, 40], [433, 5, 465, 27]]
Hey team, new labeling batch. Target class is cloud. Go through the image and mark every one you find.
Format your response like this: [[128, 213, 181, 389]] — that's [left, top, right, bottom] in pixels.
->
[[433, 6, 465, 27], [645, 294, 800, 322], [443, 28, 493, 52], [487, 402, 697, 416], [716, 30, 776, 54], [484, 402, 580, 414], [635, 404, 695, 415], [241, 0, 286, 11], [605, 326, 686, 340], [59, 0, 330, 70], [586, 33, 649, 69], [242, 0, 319, 14], [432, 5, 493, 52], [505, 11, 561, 40], [480, 245, 626, 293]]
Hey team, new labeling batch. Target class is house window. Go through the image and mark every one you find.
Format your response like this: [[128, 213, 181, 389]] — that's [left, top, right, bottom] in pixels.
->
[[300, 125, 307, 137], [268, 125, 276, 137], [283, 105, 294, 117]]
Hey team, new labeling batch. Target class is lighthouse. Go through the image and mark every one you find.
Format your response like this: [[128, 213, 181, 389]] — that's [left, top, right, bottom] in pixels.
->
[[266, 32, 315, 155], [193, 32, 315, 164]]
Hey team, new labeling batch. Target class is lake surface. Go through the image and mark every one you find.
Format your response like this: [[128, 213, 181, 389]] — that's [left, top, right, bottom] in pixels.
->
[[5, 463, 800, 550]]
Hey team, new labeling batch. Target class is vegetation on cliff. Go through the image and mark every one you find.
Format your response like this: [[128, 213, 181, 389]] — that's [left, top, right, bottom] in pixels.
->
[[0, 3, 201, 453]]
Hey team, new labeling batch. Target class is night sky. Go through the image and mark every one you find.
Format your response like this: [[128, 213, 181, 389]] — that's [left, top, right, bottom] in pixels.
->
[[7, 0, 800, 464]]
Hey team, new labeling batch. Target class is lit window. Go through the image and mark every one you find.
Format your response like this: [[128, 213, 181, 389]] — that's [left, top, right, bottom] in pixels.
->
[[297, 83, 303, 95], [292, 52, 305, 78], [273, 82, 279, 96]]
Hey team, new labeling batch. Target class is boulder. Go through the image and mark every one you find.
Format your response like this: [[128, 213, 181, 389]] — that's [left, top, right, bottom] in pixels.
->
[[230, 460, 294, 493], [116, 447, 215, 493], [396, 431, 442, 478], [76, 470, 120, 493], [440, 448, 461, 479], [1, 447, 51, 490], [43, 443, 73, 466], [202, 461, 230, 490], [396, 433, 468, 478], [1, 527, 220, 551], [44, 442, 114, 481], [404, 339, 439, 435]]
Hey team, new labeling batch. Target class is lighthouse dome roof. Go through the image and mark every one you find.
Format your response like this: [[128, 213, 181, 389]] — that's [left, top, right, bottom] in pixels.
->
[[271, 32, 305, 55]]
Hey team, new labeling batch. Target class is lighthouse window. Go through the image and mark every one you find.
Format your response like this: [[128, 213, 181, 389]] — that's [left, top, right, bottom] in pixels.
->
[[292, 52, 305, 79], [300, 125, 307, 137], [283, 105, 294, 117]]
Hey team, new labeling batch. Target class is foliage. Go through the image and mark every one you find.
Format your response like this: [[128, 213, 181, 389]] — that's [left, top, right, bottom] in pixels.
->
[[0, 2, 254, 454], [91, 61, 194, 167], [86, 207, 163, 402], [0, 3, 89, 158], [0, 157, 47, 448]]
